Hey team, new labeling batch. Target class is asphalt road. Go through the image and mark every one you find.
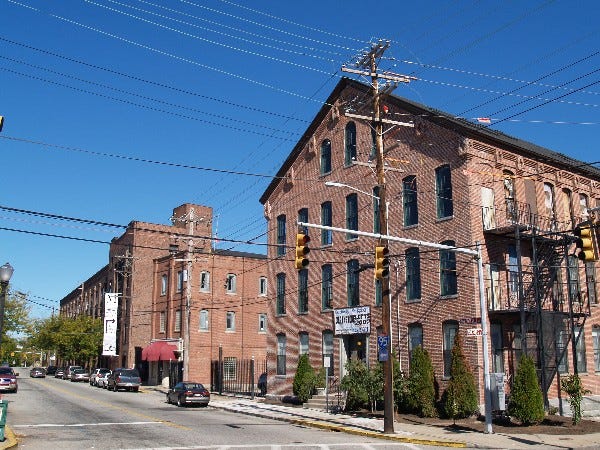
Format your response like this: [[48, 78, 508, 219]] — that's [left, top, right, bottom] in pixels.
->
[[6, 370, 441, 449]]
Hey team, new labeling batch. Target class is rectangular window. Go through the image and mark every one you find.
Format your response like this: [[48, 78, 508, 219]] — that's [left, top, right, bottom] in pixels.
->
[[375, 279, 382, 307], [322, 331, 334, 377], [200, 271, 210, 292], [159, 311, 166, 333], [277, 334, 286, 375], [226, 274, 237, 293], [405, 247, 421, 301], [276, 273, 286, 315], [575, 326, 587, 373], [258, 313, 267, 332], [299, 332, 309, 355], [199, 309, 209, 331], [320, 140, 331, 175], [259, 276, 268, 296], [490, 323, 504, 373], [298, 208, 309, 235], [346, 193, 358, 240], [176, 271, 183, 292], [435, 165, 453, 219], [557, 329, 569, 374], [347, 259, 360, 307], [440, 241, 457, 296], [224, 357, 237, 381], [507, 245, 519, 300], [226, 311, 236, 331], [373, 186, 381, 234], [586, 262, 597, 305], [174, 309, 181, 332], [161, 275, 168, 295], [568, 256, 580, 303], [321, 201, 333, 246], [277, 214, 286, 256], [298, 269, 308, 313], [486, 264, 501, 311], [403, 176, 418, 226], [593, 327, 600, 372], [443, 322, 458, 377], [321, 264, 333, 310], [408, 323, 423, 368]]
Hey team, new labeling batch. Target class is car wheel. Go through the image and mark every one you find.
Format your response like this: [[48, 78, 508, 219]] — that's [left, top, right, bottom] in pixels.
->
[[113, 384, 118, 392], [132, 387, 139, 393], [177, 397, 183, 407]]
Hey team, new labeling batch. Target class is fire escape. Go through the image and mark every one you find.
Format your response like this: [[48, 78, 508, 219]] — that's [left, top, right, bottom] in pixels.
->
[[482, 197, 591, 407]]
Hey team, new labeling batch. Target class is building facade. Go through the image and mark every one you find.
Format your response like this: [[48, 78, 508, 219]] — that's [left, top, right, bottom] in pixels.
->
[[259, 78, 600, 407]]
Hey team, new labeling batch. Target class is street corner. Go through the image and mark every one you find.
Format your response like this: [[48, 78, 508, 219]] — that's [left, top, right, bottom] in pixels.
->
[[0, 426, 18, 449]]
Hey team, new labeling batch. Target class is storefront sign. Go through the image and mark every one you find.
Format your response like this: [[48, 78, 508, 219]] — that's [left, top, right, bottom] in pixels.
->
[[333, 306, 370, 335]]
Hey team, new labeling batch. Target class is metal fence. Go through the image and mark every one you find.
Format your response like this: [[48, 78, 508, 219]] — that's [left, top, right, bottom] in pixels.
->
[[211, 357, 267, 397]]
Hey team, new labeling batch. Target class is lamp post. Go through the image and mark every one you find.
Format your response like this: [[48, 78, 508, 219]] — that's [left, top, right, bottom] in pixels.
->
[[0, 262, 14, 352]]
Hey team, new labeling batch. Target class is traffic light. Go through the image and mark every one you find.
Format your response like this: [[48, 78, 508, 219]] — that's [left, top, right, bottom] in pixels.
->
[[375, 245, 390, 279], [0, 116, 4, 132], [574, 220, 599, 262], [295, 233, 310, 269]]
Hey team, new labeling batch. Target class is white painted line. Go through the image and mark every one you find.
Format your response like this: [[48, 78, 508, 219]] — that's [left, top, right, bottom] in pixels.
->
[[13, 421, 161, 428]]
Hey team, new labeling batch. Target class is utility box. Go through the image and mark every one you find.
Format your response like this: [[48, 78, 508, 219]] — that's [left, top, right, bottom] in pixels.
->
[[0, 399, 8, 441], [490, 373, 506, 411]]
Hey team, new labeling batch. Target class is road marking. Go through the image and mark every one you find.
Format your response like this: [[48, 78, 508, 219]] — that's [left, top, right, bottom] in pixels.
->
[[13, 421, 161, 428]]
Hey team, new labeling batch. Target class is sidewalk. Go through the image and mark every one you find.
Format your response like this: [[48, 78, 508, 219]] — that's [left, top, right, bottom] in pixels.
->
[[204, 394, 600, 449]]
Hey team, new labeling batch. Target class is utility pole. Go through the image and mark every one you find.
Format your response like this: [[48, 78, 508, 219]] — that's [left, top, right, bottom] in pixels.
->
[[342, 40, 414, 434]]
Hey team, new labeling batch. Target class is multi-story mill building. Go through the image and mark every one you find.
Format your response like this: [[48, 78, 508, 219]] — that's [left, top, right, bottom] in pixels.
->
[[259, 77, 600, 407]]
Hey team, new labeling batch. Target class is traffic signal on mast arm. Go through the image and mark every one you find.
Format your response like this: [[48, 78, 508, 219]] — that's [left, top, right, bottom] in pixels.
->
[[574, 220, 599, 262], [375, 245, 390, 279], [295, 233, 310, 270]]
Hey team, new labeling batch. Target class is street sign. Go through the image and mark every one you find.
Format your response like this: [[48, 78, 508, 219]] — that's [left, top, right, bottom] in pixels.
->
[[466, 328, 483, 337], [378, 335, 389, 361]]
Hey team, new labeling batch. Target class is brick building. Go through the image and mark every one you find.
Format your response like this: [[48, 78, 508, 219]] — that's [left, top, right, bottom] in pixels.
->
[[60, 203, 267, 388], [259, 77, 600, 407]]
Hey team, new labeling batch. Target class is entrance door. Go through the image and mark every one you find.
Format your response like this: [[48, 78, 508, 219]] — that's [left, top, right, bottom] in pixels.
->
[[343, 334, 367, 362]]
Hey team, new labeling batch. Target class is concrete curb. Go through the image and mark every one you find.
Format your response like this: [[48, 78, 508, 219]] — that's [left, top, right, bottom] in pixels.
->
[[211, 403, 467, 448], [0, 426, 18, 449]]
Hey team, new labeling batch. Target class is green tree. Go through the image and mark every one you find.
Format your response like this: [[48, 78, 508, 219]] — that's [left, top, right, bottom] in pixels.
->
[[292, 354, 315, 403], [407, 346, 437, 417], [341, 358, 371, 411], [443, 333, 479, 420], [561, 374, 591, 425], [508, 354, 545, 425], [0, 291, 32, 362]]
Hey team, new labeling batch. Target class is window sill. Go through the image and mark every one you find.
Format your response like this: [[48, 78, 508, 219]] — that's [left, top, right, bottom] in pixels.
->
[[297, 311, 309, 316], [436, 216, 454, 223], [320, 243, 333, 248], [346, 236, 359, 242], [403, 224, 419, 230], [199, 329, 209, 333], [439, 294, 459, 300], [406, 298, 422, 304], [225, 329, 236, 333]]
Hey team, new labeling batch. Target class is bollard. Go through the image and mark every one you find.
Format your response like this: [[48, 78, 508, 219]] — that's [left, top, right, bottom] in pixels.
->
[[0, 398, 8, 441]]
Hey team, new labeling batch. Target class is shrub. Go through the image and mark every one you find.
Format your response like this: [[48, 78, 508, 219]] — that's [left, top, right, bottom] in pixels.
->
[[407, 346, 437, 417], [561, 374, 591, 425], [508, 354, 545, 425], [341, 358, 382, 411], [443, 333, 479, 420], [314, 366, 327, 389], [292, 354, 315, 403]]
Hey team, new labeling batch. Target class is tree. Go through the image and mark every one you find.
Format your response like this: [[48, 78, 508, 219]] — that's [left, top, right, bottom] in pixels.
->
[[292, 354, 315, 403], [443, 333, 479, 421], [0, 291, 32, 362], [407, 346, 437, 417], [340, 358, 371, 411], [561, 374, 591, 425], [508, 354, 545, 425]]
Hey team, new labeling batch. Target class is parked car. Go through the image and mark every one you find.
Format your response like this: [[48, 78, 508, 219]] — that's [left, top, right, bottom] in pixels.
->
[[45, 365, 57, 376], [166, 382, 210, 407], [55, 367, 65, 378], [70, 368, 90, 382], [89, 368, 110, 386], [0, 366, 19, 393], [106, 368, 141, 392], [30, 367, 46, 378], [63, 365, 83, 380], [96, 370, 111, 388]]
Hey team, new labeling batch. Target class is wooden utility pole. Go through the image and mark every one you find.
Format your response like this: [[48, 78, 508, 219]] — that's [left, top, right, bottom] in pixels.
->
[[342, 40, 415, 434]]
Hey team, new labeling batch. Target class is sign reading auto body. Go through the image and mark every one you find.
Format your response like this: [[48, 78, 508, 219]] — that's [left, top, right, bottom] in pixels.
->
[[102, 293, 119, 356], [334, 306, 371, 335]]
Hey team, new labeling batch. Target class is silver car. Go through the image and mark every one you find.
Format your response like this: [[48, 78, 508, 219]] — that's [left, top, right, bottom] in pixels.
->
[[70, 369, 90, 382]]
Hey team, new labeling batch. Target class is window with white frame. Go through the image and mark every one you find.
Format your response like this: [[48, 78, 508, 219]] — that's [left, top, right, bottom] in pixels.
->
[[593, 326, 600, 372], [259, 276, 267, 296], [226, 311, 236, 331], [199, 309, 209, 331], [277, 334, 286, 375], [225, 274, 237, 293], [200, 271, 210, 292], [161, 275, 168, 295], [442, 321, 458, 378], [575, 325, 587, 373], [579, 193, 589, 220], [299, 332, 309, 355], [159, 311, 166, 333], [176, 270, 183, 292], [174, 309, 181, 332], [258, 313, 267, 332]]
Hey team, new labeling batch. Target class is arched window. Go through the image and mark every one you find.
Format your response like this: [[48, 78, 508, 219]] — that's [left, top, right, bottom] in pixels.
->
[[344, 122, 357, 166], [320, 139, 332, 175], [435, 165, 453, 218], [442, 321, 459, 377], [276, 273, 286, 315], [440, 240, 457, 296], [405, 247, 421, 301], [403, 175, 418, 226]]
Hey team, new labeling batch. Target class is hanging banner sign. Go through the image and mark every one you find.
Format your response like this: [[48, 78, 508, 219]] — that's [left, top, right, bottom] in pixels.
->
[[333, 306, 370, 335], [102, 293, 119, 356]]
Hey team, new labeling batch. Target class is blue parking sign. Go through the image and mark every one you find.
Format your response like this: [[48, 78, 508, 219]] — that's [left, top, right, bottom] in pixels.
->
[[378, 335, 389, 362]]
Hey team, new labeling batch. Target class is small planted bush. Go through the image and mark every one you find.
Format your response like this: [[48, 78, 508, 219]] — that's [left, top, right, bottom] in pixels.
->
[[443, 333, 479, 420], [292, 354, 315, 403], [407, 346, 437, 417], [508, 354, 545, 425]]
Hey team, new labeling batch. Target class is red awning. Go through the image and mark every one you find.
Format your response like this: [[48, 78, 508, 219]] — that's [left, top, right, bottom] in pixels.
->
[[141, 341, 178, 362]]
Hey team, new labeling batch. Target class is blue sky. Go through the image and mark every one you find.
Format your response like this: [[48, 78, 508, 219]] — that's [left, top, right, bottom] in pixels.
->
[[1, 0, 599, 319]]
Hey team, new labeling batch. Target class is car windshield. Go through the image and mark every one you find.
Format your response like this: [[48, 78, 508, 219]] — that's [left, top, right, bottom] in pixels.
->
[[0, 367, 14, 375], [119, 369, 139, 377], [73, 369, 86, 374], [183, 383, 205, 390]]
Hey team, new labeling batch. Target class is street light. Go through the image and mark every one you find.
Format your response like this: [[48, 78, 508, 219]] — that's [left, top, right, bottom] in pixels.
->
[[0, 262, 15, 352], [325, 181, 379, 201]]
